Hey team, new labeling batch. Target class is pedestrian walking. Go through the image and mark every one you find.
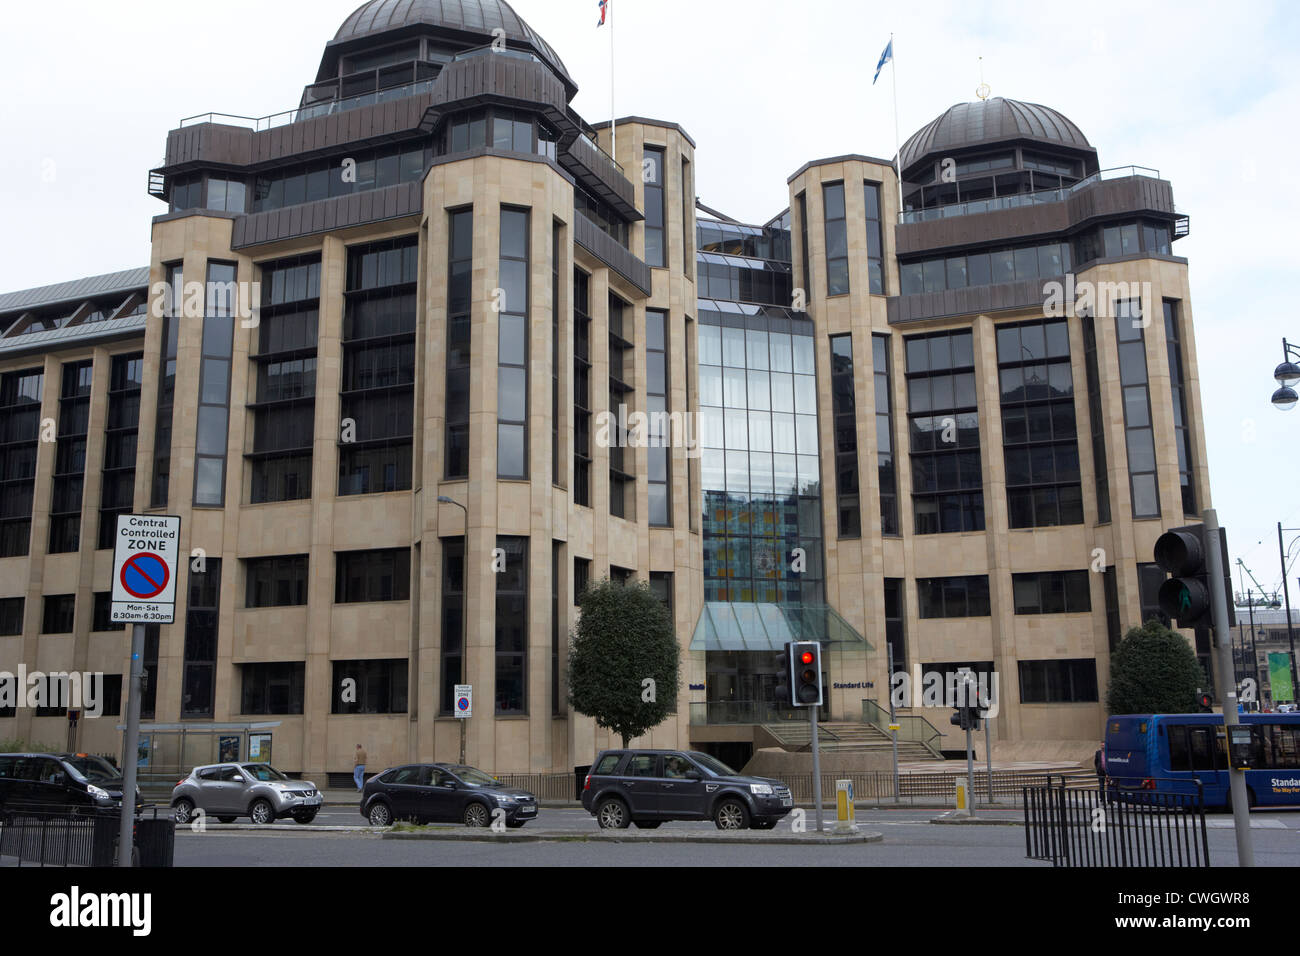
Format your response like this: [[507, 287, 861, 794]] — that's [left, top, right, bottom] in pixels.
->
[[354, 744, 367, 791], [1094, 742, 1107, 801]]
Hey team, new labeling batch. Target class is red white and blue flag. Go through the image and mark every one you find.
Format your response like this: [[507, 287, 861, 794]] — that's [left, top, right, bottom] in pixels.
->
[[598, 0, 608, 26]]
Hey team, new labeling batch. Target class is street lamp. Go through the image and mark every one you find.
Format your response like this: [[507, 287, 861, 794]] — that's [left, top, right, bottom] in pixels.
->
[[1277, 524, 1300, 706], [438, 495, 469, 764], [1272, 338, 1300, 411]]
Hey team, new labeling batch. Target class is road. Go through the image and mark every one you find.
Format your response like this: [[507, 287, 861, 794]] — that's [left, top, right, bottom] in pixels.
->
[[171, 806, 1300, 866]]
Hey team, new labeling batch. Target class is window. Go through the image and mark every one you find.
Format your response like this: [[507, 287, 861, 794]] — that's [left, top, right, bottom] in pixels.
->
[[194, 262, 237, 507], [207, 178, 247, 213], [884, 578, 906, 674], [141, 624, 160, 719], [99, 353, 143, 548], [0, 368, 43, 556], [574, 557, 591, 603], [797, 192, 811, 303], [916, 576, 990, 618], [440, 537, 464, 715], [698, 321, 824, 604], [899, 242, 1071, 295], [495, 536, 528, 715], [336, 549, 410, 603], [245, 555, 309, 607], [490, 108, 535, 152], [250, 144, 431, 213], [498, 207, 530, 479], [331, 659, 408, 714], [92, 592, 123, 632], [1164, 300, 1197, 516], [240, 663, 305, 714], [873, 335, 899, 535], [250, 256, 319, 503], [905, 330, 983, 534], [1081, 314, 1112, 523], [0, 597, 23, 635], [181, 558, 221, 717], [647, 309, 671, 525], [608, 295, 635, 520], [864, 181, 884, 294], [610, 565, 634, 586], [151, 264, 181, 507], [997, 319, 1082, 528], [823, 182, 849, 295], [552, 542, 563, 716], [829, 334, 860, 537], [340, 237, 416, 494], [1116, 300, 1159, 518], [1018, 659, 1099, 703], [1012, 571, 1091, 614], [48, 361, 92, 553], [42, 595, 75, 634], [643, 146, 666, 267], [573, 269, 592, 505], [681, 157, 692, 273], [444, 208, 473, 480], [552, 222, 564, 488], [1103, 566, 1122, 653]]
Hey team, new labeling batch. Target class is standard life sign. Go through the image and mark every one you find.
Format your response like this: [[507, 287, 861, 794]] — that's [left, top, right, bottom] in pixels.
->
[[111, 515, 181, 625]]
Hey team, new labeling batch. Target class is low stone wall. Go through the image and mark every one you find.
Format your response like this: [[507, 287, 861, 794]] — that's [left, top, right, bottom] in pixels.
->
[[741, 747, 893, 777]]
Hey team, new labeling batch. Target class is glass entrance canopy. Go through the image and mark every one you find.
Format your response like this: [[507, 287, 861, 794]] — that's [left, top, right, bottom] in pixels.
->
[[689, 601, 871, 652]]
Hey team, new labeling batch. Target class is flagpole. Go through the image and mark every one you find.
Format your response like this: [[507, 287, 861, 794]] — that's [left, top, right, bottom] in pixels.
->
[[610, 0, 616, 162], [890, 33, 904, 224]]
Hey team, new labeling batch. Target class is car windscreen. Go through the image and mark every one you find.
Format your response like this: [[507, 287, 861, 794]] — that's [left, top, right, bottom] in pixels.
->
[[688, 752, 738, 777], [241, 764, 288, 782], [65, 756, 120, 782], [447, 766, 499, 787]]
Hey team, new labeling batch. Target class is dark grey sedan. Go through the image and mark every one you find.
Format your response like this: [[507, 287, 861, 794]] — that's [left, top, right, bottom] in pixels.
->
[[171, 763, 322, 825], [360, 763, 537, 828]]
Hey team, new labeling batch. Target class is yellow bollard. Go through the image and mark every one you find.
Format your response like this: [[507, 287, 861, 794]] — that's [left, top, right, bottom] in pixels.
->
[[834, 779, 857, 832], [955, 779, 967, 810]]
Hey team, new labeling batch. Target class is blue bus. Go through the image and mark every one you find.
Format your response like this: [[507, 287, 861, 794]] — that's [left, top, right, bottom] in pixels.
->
[[1105, 713, 1300, 809]]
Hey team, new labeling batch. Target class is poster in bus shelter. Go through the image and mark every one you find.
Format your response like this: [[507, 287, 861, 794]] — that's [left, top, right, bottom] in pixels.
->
[[1268, 652, 1294, 704]]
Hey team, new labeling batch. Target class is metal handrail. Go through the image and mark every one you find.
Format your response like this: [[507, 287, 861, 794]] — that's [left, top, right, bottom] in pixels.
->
[[179, 78, 437, 132], [901, 165, 1162, 224], [861, 699, 944, 753]]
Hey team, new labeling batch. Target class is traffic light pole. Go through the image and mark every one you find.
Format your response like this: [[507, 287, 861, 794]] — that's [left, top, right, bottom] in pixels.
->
[[810, 703, 823, 832], [1206, 509, 1254, 867], [965, 723, 975, 816]]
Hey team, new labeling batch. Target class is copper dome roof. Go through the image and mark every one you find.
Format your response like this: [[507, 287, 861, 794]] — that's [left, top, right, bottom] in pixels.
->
[[900, 97, 1092, 174]]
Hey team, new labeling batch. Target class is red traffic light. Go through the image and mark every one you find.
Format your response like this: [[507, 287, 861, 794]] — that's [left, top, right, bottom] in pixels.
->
[[800, 651, 814, 665]]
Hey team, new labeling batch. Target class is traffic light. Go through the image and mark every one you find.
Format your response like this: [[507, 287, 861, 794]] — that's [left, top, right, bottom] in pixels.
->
[[949, 705, 981, 731], [1153, 523, 1237, 630], [1197, 692, 1214, 713], [790, 641, 823, 708], [773, 646, 792, 706], [1154, 525, 1211, 628]]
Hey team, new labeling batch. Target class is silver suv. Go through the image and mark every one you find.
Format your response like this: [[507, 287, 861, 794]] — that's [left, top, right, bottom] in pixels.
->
[[171, 763, 322, 825]]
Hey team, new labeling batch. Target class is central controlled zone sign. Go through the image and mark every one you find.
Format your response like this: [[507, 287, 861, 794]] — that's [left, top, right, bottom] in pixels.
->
[[111, 515, 181, 624]]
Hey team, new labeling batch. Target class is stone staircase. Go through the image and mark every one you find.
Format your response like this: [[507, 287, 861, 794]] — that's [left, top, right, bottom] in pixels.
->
[[763, 720, 944, 761]]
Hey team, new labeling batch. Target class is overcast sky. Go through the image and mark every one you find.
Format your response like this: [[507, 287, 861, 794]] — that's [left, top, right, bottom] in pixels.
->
[[1, 0, 1297, 596]]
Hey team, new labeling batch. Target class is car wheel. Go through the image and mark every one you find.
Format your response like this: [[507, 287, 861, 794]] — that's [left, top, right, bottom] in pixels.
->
[[249, 799, 275, 825], [217, 816, 237, 824], [714, 798, 750, 831], [463, 802, 490, 827], [633, 820, 662, 829], [367, 802, 392, 827], [292, 809, 318, 824], [596, 797, 630, 829], [172, 798, 195, 825]]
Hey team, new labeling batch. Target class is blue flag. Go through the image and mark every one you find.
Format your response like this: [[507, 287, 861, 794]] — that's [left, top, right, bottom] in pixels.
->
[[873, 39, 893, 85]]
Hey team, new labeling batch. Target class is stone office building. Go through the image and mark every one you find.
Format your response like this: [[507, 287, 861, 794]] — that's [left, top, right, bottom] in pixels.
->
[[0, 0, 1209, 778]]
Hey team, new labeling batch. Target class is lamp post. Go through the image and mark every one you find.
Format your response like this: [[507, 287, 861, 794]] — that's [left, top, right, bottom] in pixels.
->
[[1271, 338, 1300, 410], [1277, 524, 1300, 705], [438, 495, 469, 764]]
